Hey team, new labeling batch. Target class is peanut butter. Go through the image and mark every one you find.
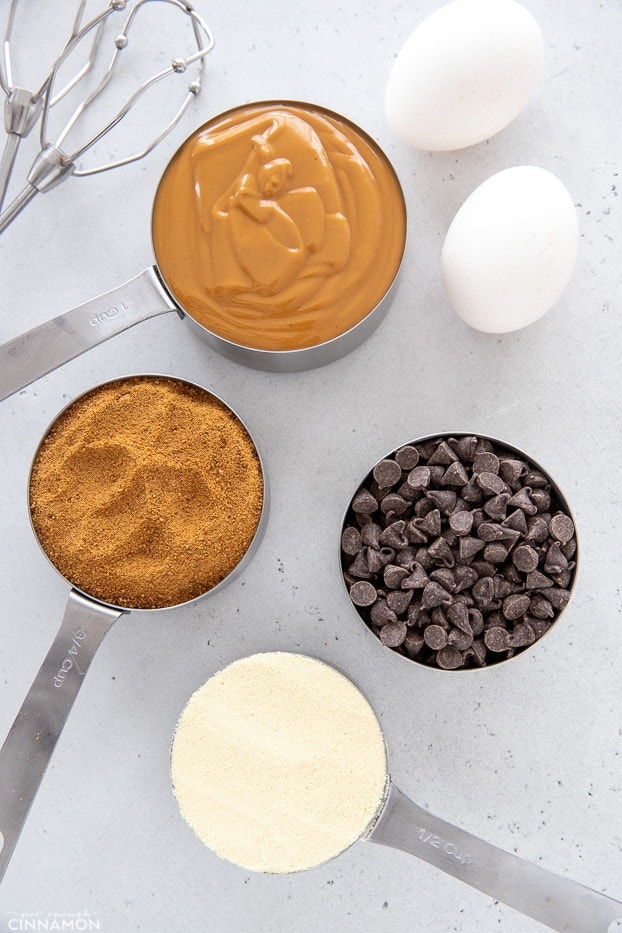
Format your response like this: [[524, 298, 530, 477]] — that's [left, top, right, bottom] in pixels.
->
[[152, 101, 405, 351]]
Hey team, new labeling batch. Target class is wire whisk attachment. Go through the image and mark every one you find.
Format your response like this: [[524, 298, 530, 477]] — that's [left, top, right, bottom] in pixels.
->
[[0, 0, 215, 235], [0, 0, 105, 210]]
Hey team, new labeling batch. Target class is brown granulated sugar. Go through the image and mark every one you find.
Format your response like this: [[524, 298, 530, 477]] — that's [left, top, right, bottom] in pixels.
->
[[29, 376, 264, 609]]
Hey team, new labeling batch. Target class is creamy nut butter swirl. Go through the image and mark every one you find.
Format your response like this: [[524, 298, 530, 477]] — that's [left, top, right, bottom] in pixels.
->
[[152, 102, 406, 351]]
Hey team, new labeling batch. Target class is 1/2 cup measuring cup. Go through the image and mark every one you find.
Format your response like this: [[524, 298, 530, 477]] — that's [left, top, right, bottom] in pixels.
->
[[171, 651, 622, 932], [0, 100, 407, 401], [0, 374, 268, 883]]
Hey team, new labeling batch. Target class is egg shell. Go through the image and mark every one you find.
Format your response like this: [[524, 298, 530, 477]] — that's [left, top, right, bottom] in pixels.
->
[[440, 166, 579, 333], [385, 0, 544, 151]]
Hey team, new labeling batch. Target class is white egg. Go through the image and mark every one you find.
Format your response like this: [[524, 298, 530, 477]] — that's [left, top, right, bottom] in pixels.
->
[[385, 0, 544, 151], [440, 166, 579, 333]]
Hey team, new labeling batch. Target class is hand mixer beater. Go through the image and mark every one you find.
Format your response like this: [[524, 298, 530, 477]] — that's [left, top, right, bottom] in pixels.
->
[[0, 0, 214, 234], [0, 0, 106, 210]]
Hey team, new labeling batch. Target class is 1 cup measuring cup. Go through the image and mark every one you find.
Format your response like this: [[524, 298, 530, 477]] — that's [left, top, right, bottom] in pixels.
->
[[0, 100, 407, 402], [340, 432, 579, 671], [0, 374, 268, 883], [170, 651, 622, 932]]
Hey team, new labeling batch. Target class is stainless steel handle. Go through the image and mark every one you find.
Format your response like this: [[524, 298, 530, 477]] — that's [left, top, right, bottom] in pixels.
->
[[0, 590, 123, 884], [369, 783, 622, 932], [0, 266, 180, 402]]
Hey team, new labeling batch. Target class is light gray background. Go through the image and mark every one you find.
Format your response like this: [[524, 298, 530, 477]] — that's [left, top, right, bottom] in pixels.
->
[[0, 1, 620, 931]]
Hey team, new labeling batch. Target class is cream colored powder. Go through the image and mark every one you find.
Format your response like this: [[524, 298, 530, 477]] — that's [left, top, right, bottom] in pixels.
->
[[170, 652, 388, 873]]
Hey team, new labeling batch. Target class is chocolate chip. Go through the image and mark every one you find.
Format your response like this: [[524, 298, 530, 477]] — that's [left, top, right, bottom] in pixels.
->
[[502, 593, 531, 620], [424, 624, 448, 650], [476, 471, 507, 496], [380, 521, 409, 549], [395, 445, 420, 470], [483, 543, 508, 564], [436, 645, 464, 669], [361, 523, 382, 548], [484, 493, 511, 521], [387, 589, 413, 614], [407, 465, 431, 489], [348, 551, 370, 578], [427, 536, 455, 567], [341, 526, 362, 555], [473, 451, 500, 474], [545, 587, 571, 610], [380, 619, 407, 647], [461, 480, 484, 504], [502, 509, 528, 535], [394, 546, 418, 570], [441, 461, 469, 486], [352, 488, 377, 513], [421, 581, 453, 609], [472, 576, 494, 606], [529, 594, 554, 619], [426, 489, 457, 514], [549, 512, 575, 544], [404, 630, 425, 657], [512, 544, 539, 572], [454, 565, 478, 592], [380, 493, 410, 515], [464, 639, 487, 666], [544, 541, 568, 575], [450, 435, 478, 461], [373, 458, 402, 488], [429, 568, 456, 592], [448, 627, 473, 651], [370, 600, 396, 627], [508, 487, 538, 515], [446, 601, 471, 633], [449, 510, 474, 536], [484, 626, 510, 652], [384, 564, 409, 589], [349, 580, 377, 607], [531, 489, 551, 512], [428, 440, 459, 465], [525, 570, 553, 589], [498, 459, 525, 489], [477, 522, 506, 542], [524, 471, 548, 488], [416, 508, 442, 536], [458, 535, 485, 561], [508, 621, 536, 648], [401, 563, 430, 589], [525, 515, 550, 543], [468, 609, 485, 636]]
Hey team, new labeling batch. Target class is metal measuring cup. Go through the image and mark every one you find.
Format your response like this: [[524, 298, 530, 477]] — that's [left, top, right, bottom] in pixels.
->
[[0, 100, 406, 402], [0, 374, 268, 883], [170, 651, 622, 930], [339, 432, 579, 671]]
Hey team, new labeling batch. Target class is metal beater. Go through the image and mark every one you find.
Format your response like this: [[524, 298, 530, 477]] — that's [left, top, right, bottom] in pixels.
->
[[0, 0, 106, 210], [0, 0, 214, 235]]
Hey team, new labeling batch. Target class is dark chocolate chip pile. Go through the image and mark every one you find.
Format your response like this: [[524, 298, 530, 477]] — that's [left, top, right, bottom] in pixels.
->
[[341, 435, 577, 670]]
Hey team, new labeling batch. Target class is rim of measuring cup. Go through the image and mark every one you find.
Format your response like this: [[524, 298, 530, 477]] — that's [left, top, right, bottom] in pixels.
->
[[150, 99, 407, 373], [27, 373, 269, 614], [338, 431, 579, 673]]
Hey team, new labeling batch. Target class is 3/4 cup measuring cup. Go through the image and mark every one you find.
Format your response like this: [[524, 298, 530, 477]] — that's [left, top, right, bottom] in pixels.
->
[[0, 374, 268, 883], [0, 100, 407, 401]]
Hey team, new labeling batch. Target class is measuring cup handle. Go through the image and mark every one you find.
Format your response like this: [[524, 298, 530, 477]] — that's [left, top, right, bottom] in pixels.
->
[[369, 784, 622, 932], [0, 266, 180, 402], [0, 590, 123, 884]]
